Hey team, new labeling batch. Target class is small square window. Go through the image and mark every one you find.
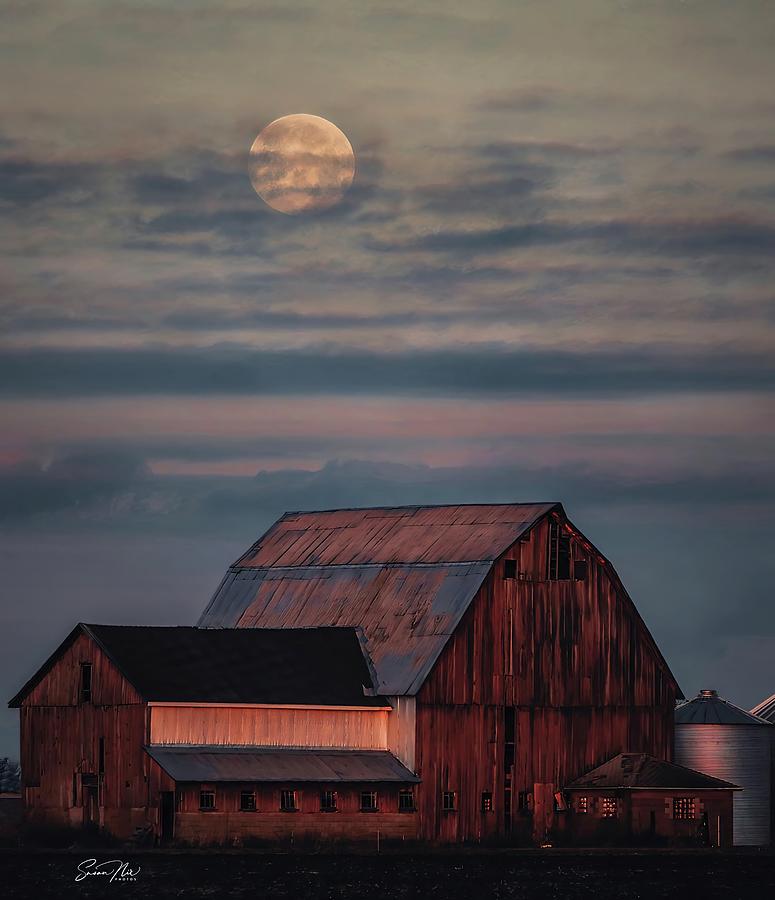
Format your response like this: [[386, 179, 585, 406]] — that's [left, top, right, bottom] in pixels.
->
[[600, 797, 617, 818], [199, 789, 215, 811], [481, 791, 493, 812], [577, 796, 589, 814], [503, 559, 517, 580], [673, 797, 696, 820], [517, 790, 531, 811], [280, 789, 297, 812], [398, 789, 415, 812], [240, 790, 256, 811], [442, 791, 456, 812], [320, 789, 338, 812], [360, 790, 378, 812]]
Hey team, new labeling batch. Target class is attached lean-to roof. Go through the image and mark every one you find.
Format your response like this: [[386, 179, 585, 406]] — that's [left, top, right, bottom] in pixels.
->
[[145, 746, 420, 783], [675, 691, 772, 726], [198, 503, 558, 695], [565, 753, 739, 791], [9, 624, 384, 708]]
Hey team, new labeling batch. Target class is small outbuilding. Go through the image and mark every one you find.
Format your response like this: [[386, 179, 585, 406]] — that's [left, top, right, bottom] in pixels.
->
[[564, 753, 738, 847]]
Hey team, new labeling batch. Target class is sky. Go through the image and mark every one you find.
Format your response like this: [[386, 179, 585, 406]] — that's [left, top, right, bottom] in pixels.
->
[[1, 0, 775, 756]]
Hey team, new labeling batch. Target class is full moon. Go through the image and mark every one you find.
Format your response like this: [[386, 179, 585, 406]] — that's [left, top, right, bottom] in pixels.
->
[[248, 114, 356, 214]]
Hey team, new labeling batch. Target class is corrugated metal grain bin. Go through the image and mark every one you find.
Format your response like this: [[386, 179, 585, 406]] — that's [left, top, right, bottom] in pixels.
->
[[675, 689, 772, 846]]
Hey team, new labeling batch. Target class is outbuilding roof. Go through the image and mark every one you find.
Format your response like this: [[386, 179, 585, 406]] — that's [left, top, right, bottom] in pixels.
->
[[198, 503, 558, 694], [565, 753, 739, 791], [145, 745, 420, 783], [675, 690, 772, 726], [9, 624, 384, 708]]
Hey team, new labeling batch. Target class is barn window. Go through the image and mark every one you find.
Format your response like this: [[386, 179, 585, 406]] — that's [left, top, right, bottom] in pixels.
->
[[442, 791, 457, 812], [673, 797, 696, 820], [240, 790, 257, 811], [280, 789, 298, 812], [577, 796, 589, 814], [79, 663, 92, 703], [547, 520, 571, 580], [320, 790, 338, 812], [398, 789, 415, 812], [573, 559, 588, 581], [600, 797, 617, 818], [517, 791, 531, 812], [98, 737, 105, 775], [481, 791, 493, 812], [503, 559, 517, 580], [199, 789, 216, 811], [360, 791, 378, 812]]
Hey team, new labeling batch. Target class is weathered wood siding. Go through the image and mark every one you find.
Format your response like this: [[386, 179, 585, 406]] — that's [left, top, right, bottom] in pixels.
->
[[386, 696, 416, 770], [19, 632, 156, 838], [174, 784, 418, 844], [414, 513, 678, 843], [149, 704, 389, 749]]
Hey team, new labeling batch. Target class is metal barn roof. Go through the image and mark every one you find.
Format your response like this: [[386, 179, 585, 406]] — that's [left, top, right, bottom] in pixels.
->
[[675, 690, 773, 726], [231, 503, 559, 567], [9, 624, 384, 708], [565, 753, 739, 791], [145, 746, 420, 783], [750, 693, 775, 722], [198, 502, 558, 695]]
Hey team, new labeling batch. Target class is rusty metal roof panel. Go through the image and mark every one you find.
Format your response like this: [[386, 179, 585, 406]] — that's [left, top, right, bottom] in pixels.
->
[[199, 562, 492, 695], [199, 503, 559, 695], [145, 746, 419, 783], [233, 502, 557, 568]]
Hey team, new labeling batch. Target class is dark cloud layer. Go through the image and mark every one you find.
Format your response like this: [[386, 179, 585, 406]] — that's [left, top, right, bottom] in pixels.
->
[[1, 344, 773, 398]]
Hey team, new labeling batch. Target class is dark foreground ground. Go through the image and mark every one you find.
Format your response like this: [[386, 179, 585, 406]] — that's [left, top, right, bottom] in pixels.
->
[[1, 849, 773, 899]]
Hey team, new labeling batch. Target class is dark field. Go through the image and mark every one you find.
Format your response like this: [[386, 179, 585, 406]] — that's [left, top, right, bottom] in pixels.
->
[[1, 850, 774, 899]]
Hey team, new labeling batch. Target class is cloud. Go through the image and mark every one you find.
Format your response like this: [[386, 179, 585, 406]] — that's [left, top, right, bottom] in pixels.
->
[[722, 144, 775, 162], [0, 450, 150, 522], [0, 157, 100, 206], [387, 215, 775, 259]]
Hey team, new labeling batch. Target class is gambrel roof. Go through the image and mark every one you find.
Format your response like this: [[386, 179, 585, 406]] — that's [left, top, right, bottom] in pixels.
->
[[198, 502, 680, 697]]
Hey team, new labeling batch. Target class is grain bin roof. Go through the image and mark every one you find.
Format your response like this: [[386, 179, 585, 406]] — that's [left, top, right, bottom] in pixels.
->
[[565, 753, 739, 791], [9, 624, 385, 708], [145, 746, 420, 783], [198, 502, 558, 695], [675, 690, 773, 726]]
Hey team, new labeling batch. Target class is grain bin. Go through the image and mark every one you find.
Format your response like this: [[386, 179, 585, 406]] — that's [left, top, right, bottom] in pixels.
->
[[675, 689, 772, 846]]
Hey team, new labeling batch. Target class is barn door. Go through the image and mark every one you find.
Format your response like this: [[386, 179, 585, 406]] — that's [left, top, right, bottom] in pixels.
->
[[82, 774, 99, 827], [159, 791, 175, 844]]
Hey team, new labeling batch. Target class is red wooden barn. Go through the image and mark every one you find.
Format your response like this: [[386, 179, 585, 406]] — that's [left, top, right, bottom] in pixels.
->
[[10, 502, 684, 844]]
